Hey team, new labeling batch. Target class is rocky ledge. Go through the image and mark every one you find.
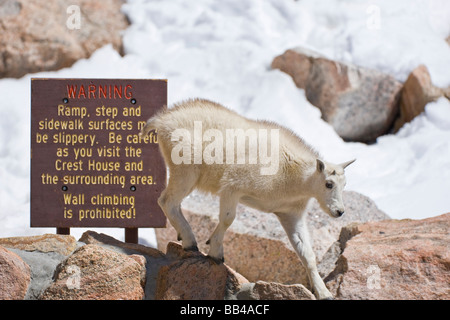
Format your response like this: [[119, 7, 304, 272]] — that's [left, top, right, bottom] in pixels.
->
[[0, 231, 314, 300], [0, 208, 448, 300]]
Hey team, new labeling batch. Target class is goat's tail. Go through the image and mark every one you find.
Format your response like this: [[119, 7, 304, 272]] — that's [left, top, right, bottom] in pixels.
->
[[139, 106, 168, 138], [139, 117, 156, 138]]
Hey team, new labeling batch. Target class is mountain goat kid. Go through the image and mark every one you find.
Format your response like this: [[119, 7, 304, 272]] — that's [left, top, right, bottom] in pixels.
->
[[140, 99, 355, 300]]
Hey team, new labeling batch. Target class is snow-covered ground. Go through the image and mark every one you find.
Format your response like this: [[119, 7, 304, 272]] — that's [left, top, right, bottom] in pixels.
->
[[1, 0, 449, 245]]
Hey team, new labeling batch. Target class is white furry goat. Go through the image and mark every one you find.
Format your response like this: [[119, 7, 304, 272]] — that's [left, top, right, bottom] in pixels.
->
[[140, 99, 355, 299]]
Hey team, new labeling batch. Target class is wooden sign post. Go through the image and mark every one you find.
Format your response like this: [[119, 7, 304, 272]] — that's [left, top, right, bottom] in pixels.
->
[[31, 79, 167, 243]]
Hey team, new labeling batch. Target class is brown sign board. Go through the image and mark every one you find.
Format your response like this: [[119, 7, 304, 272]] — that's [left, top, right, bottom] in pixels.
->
[[31, 78, 167, 229]]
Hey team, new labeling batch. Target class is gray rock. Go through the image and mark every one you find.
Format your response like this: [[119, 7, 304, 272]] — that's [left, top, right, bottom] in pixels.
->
[[9, 248, 67, 300], [0, 0, 22, 18], [272, 47, 403, 142], [307, 191, 390, 262], [317, 241, 341, 279]]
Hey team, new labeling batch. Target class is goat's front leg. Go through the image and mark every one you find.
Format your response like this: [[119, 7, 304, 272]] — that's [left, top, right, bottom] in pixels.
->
[[276, 212, 333, 300]]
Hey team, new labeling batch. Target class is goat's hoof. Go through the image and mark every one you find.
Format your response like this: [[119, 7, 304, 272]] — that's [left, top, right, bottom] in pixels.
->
[[206, 255, 224, 265], [184, 245, 199, 252]]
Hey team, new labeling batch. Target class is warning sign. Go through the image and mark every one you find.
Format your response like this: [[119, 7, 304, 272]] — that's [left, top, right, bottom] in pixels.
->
[[31, 78, 167, 228]]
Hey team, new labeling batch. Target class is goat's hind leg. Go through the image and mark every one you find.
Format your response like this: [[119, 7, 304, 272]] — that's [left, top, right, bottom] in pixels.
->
[[158, 171, 198, 251], [207, 191, 239, 263]]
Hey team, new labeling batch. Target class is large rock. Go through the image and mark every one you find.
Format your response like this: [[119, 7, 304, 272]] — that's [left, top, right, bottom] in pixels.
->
[[325, 213, 450, 300], [394, 65, 446, 131], [155, 190, 389, 288], [79, 230, 165, 260], [155, 242, 248, 300], [79, 230, 170, 300], [272, 48, 402, 142], [241, 281, 316, 300], [0, 0, 129, 78], [0, 245, 31, 300], [9, 248, 69, 300], [271, 47, 319, 89], [40, 244, 146, 300], [0, 234, 77, 256]]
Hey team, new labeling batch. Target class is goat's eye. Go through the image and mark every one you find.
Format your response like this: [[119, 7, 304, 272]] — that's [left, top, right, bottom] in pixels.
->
[[325, 182, 333, 189]]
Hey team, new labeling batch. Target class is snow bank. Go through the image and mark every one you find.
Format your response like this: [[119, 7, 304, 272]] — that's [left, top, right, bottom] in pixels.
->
[[1, 0, 449, 243]]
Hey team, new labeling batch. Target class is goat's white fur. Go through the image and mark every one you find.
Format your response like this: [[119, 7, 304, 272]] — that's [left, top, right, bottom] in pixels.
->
[[140, 99, 355, 299]]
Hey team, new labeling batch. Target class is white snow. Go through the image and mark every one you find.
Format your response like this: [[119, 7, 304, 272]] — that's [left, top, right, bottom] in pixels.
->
[[1, 0, 449, 245]]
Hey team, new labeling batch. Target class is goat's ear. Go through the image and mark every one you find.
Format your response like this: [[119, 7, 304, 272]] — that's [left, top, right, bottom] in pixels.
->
[[316, 159, 325, 172], [340, 159, 356, 170]]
